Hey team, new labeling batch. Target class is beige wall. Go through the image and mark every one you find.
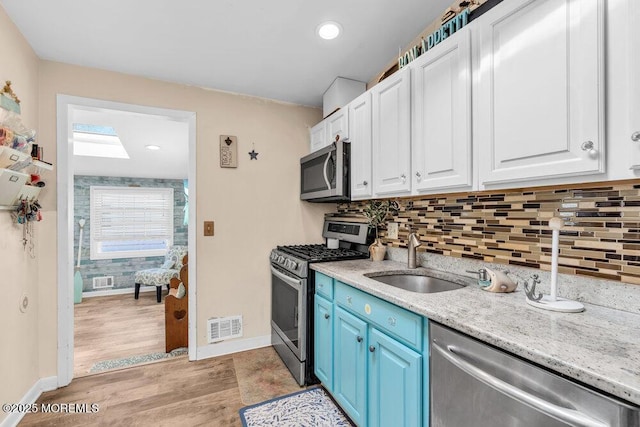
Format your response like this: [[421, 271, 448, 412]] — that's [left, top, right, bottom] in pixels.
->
[[1, 2, 333, 405], [36, 61, 334, 376], [0, 5, 41, 423]]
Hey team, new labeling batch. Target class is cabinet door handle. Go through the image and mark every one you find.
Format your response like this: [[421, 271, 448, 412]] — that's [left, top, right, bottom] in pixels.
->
[[357, 336, 363, 343], [363, 180, 368, 186], [632, 131, 640, 142], [400, 174, 406, 183], [415, 172, 422, 182], [581, 140, 597, 156], [346, 296, 352, 304], [369, 345, 376, 352], [388, 317, 397, 327], [324, 313, 330, 319]]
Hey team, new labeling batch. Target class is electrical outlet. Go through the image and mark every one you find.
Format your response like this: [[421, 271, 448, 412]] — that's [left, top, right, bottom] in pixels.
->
[[204, 221, 214, 236], [387, 222, 399, 239]]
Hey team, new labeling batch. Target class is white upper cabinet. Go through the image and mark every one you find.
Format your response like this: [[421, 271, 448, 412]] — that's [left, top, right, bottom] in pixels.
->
[[628, 0, 640, 169], [372, 68, 411, 197], [310, 121, 326, 153], [411, 28, 472, 194], [326, 108, 349, 144], [349, 92, 373, 200], [309, 109, 349, 153], [477, 0, 605, 186]]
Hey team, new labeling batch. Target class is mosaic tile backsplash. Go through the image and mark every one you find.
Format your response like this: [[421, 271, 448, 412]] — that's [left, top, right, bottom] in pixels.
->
[[336, 180, 640, 285]]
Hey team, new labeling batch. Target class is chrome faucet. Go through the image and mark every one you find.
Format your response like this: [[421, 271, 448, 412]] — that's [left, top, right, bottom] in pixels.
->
[[407, 228, 422, 269]]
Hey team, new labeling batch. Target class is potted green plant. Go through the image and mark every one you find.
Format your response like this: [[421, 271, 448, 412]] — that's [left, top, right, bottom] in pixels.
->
[[363, 199, 399, 261]]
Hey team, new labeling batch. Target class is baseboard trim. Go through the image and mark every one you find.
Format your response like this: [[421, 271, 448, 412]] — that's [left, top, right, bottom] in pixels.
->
[[0, 376, 57, 427], [196, 334, 271, 360], [82, 287, 154, 298]]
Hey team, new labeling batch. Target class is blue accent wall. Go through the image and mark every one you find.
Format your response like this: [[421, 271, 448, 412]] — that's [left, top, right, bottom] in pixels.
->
[[73, 175, 188, 292]]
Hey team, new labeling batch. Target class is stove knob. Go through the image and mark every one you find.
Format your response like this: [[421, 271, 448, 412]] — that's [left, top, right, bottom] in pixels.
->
[[285, 260, 294, 270], [270, 252, 277, 261], [278, 256, 285, 265], [289, 260, 298, 270]]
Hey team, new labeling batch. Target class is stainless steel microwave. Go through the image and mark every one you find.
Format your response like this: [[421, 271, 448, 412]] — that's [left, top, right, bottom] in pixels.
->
[[300, 140, 350, 202]]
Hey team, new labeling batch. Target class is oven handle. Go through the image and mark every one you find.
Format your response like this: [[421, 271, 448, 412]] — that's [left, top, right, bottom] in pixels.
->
[[271, 265, 302, 290], [322, 152, 332, 190], [431, 341, 607, 427]]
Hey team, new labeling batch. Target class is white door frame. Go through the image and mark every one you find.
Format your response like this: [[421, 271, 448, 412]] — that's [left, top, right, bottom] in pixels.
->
[[56, 95, 197, 386]]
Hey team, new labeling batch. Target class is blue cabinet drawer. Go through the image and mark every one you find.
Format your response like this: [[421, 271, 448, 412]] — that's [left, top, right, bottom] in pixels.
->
[[315, 272, 334, 300], [334, 281, 422, 351]]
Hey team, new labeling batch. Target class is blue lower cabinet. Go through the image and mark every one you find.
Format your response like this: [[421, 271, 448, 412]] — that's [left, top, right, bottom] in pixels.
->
[[334, 306, 368, 426], [314, 294, 334, 391], [422, 317, 430, 427], [314, 275, 427, 426], [368, 327, 422, 427]]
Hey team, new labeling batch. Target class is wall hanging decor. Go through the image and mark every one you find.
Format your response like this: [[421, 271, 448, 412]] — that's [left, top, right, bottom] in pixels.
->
[[0, 80, 21, 113], [248, 143, 259, 160], [0, 80, 54, 258], [220, 135, 238, 168]]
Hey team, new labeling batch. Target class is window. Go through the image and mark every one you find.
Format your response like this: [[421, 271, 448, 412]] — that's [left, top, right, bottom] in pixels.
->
[[90, 186, 174, 260], [72, 123, 130, 159]]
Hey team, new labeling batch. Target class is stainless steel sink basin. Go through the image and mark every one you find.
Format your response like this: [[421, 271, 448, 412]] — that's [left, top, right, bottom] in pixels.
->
[[368, 273, 464, 294]]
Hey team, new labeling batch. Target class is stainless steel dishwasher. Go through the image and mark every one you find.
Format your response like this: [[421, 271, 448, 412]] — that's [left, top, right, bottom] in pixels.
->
[[430, 323, 640, 427]]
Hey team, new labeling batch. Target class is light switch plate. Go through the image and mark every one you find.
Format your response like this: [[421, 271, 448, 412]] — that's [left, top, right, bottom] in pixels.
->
[[387, 222, 399, 239], [204, 221, 214, 236]]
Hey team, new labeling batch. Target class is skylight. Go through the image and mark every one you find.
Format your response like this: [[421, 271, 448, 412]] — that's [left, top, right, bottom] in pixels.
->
[[72, 123, 130, 159]]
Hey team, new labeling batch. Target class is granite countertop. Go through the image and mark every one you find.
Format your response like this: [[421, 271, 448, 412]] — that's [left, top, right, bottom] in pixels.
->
[[311, 259, 640, 406]]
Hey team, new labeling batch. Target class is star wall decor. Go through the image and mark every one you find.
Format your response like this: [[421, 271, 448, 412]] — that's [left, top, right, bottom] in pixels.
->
[[249, 143, 259, 160]]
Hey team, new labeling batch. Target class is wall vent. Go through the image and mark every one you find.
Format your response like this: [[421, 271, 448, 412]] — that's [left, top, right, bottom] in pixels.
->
[[207, 315, 242, 343], [92, 276, 114, 289]]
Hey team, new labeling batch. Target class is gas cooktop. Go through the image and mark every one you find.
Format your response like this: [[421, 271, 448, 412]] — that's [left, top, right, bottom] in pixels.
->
[[277, 244, 368, 262]]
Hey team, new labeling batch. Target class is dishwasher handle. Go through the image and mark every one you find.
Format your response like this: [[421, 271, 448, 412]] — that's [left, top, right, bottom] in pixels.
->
[[431, 341, 608, 427]]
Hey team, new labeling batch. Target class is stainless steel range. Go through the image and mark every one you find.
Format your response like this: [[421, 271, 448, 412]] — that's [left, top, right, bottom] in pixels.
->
[[270, 218, 372, 386]]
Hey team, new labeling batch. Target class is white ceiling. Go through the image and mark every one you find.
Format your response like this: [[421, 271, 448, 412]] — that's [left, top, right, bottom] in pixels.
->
[[3, 0, 453, 179], [1, 0, 454, 107], [72, 107, 189, 179]]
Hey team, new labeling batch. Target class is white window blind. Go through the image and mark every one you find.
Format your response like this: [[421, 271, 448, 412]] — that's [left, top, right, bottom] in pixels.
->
[[90, 186, 174, 260]]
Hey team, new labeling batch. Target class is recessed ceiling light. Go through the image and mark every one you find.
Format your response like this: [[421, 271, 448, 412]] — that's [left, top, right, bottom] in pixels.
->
[[145, 145, 161, 150], [317, 21, 342, 40]]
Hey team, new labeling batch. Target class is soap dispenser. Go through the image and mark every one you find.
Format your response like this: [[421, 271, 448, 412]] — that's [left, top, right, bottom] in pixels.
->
[[467, 268, 517, 292], [466, 268, 491, 287], [483, 268, 518, 293]]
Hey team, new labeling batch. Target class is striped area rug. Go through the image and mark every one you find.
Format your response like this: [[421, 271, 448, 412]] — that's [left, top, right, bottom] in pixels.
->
[[239, 386, 353, 427]]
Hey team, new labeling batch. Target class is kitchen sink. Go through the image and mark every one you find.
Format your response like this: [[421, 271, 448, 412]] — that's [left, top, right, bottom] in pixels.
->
[[367, 272, 465, 294]]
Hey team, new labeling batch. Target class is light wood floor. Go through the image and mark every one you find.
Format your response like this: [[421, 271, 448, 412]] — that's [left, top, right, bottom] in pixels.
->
[[74, 292, 166, 377], [26, 292, 303, 425], [20, 347, 302, 426]]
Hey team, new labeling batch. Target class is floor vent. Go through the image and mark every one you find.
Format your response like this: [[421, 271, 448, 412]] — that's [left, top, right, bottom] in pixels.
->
[[207, 315, 243, 343], [92, 276, 114, 289]]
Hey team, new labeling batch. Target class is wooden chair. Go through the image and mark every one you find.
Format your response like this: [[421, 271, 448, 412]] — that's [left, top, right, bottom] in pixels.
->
[[165, 254, 188, 353]]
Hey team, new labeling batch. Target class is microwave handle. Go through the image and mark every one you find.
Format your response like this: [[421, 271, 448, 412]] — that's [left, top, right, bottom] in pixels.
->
[[322, 152, 332, 190]]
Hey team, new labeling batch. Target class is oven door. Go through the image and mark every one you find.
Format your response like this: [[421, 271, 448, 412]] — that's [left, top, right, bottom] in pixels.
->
[[271, 265, 306, 361]]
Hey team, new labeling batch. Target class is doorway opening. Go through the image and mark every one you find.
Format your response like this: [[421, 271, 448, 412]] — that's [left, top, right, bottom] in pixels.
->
[[56, 95, 197, 386]]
